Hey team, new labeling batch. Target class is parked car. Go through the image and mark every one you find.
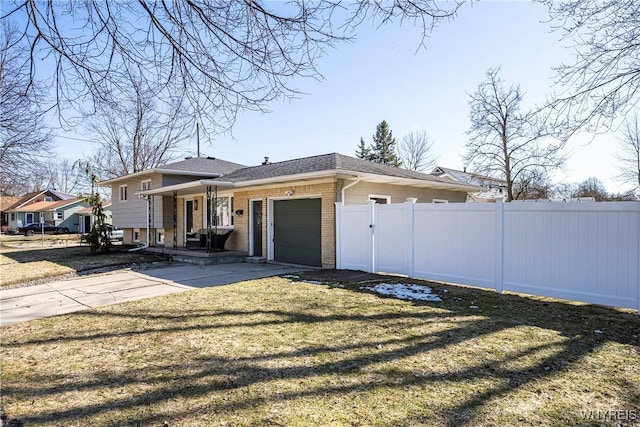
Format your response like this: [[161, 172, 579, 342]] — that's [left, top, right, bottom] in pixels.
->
[[107, 226, 124, 241], [18, 223, 70, 236]]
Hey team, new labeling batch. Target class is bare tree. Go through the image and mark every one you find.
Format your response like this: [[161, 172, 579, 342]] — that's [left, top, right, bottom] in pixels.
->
[[615, 113, 640, 196], [45, 159, 90, 195], [544, 0, 640, 132], [397, 130, 438, 172], [572, 177, 609, 201], [3, 1, 462, 133], [87, 73, 192, 179], [0, 22, 52, 195], [464, 68, 566, 201], [512, 168, 551, 200]]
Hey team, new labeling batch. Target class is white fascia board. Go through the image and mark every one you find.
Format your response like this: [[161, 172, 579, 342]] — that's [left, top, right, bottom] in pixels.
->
[[135, 179, 234, 197], [343, 171, 482, 192], [232, 170, 339, 187], [100, 170, 222, 186]]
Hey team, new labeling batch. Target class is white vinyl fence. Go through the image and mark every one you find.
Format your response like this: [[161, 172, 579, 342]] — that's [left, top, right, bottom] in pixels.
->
[[335, 200, 640, 313]]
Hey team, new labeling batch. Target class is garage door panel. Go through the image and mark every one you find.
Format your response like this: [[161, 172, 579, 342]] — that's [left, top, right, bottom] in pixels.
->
[[274, 199, 321, 267]]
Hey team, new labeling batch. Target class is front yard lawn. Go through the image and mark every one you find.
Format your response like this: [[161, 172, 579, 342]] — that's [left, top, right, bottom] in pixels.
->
[[0, 245, 168, 287], [1, 274, 638, 426]]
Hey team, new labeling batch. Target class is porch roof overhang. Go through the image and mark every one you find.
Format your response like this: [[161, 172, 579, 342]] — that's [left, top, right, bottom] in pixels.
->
[[337, 171, 482, 192], [135, 179, 234, 197], [101, 170, 223, 186], [134, 169, 481, 197]]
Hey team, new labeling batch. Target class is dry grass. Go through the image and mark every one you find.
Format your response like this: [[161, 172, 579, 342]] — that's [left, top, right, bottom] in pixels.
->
[[1, 275, 638, 426], [0, 245, 168, 287]]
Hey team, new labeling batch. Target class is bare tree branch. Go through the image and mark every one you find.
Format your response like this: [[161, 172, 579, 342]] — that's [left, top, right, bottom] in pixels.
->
[[615, 112, 640, 196], [0, 21, 53, 195], [86, 72, 192, 179], [543, 0, 640, 133], [3, 1, 463, 134], [464, 68, 567, 201], [397, 130, 438, 172]]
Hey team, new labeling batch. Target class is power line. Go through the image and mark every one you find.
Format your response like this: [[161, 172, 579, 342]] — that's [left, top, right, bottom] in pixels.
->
[[53, 134, 101, 144]]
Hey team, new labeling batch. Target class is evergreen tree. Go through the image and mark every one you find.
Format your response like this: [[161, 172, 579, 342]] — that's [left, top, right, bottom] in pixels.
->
[[355, 137, 373, 160], [371, 120, 401, 166], [355, 120, 402, 167]]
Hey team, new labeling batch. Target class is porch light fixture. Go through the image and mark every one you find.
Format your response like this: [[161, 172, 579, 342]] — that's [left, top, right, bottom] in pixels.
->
[[284, 189, 294, 197], [194, 200, 198, 210], [235, 209, 244, 216]]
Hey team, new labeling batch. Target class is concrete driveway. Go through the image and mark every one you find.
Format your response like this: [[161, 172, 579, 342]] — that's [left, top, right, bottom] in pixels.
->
[[0, 263, 304, 326]]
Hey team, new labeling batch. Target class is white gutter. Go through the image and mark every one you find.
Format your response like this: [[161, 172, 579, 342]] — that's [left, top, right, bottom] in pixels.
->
[[135, 179, 233, 197], [232, 170, 337, 187], [101, 170, 224, 185], [341, 176, 362, 205]]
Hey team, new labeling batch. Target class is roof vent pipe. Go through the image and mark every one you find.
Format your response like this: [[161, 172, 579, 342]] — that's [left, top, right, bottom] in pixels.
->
[[262, 157, 271, 165]]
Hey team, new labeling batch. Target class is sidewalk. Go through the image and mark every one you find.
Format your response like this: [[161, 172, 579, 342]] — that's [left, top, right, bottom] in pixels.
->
[[1, 262, 304, 326]]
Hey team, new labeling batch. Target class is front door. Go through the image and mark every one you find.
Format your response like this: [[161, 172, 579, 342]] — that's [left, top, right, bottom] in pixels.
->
[[84, 215, 91, 233], [251, 200, 262, 256], [185, 200, 194, 235], [25, 213, 35, 225]]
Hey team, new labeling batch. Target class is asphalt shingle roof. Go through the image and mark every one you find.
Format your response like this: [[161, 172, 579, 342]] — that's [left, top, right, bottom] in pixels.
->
[[160, 157, 246, 175], [223, 153, 455, 184], [432, 166, 506, 187], [10, 198, 84, 212]]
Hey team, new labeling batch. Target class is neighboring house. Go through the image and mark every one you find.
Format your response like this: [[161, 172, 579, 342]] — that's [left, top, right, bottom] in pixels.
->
[[1, 195, 21, 232], [77, 203, 113, 233], [431, 166, 507, 202], [4, 190, 87, 232], [102, 153, 480, 268]]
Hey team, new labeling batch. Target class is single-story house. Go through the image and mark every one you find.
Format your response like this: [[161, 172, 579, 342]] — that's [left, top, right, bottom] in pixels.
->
[[102, 153, 480, 268], [5, 190, 88, 232], [76, 203, 113, 234], [431, 166, 507, 202], [1, 195, 21, 232]]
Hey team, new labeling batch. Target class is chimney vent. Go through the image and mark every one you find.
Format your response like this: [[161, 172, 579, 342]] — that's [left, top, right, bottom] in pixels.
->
[[262, 157, 271, 165]]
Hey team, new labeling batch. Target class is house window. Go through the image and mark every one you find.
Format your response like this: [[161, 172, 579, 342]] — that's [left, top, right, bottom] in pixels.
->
[[55, 212, 64, 220], [368, 194, 391, 204], [141, 179, 152, 191], [11, 213, 15, 221], [119, 185, 128, 201], [208, 196, 233, 227], [133, 228, 140, 242], [44, 196, 53, 202]]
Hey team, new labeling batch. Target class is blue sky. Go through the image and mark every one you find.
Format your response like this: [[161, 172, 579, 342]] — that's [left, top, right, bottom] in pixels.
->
[[52, 1, 627, 193]]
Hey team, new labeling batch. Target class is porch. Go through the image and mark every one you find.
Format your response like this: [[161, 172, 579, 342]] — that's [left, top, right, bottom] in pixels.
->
[[145, 246, 249, 266]]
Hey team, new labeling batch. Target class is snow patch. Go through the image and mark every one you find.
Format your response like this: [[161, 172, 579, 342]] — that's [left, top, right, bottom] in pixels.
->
[[281, 274, 300, 279], [362, 283, 442, 302]]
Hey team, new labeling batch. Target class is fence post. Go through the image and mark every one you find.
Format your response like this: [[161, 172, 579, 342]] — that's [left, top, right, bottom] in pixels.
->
[[495, 197, 505, 294], [406, 198, 417, 278], [334, 202, 342, 270], [368, 200, 376, 273], [637, 208, 640, 315]]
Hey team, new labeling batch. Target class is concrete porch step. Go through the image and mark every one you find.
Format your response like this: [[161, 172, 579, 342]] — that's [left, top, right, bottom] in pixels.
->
[[171, 253, 248, 266], [144, 247, 248, 266]]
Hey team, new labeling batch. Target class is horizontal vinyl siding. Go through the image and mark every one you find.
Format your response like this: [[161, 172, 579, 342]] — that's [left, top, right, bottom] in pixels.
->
[[344, 182, 467, 204], [111, 177, 151, 228], [57, 203, 88, 232]]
